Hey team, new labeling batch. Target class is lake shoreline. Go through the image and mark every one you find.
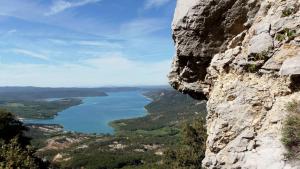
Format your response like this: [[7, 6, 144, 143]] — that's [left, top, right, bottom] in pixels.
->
[[109, 93, 154, 132], [23, 91, 151, 134]]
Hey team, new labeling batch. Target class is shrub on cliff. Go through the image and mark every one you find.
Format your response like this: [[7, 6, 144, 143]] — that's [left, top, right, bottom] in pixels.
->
[[0, 109, 49, 169], [282, 101, 300, 159], [0, 109, 31, 147], [0, 138, 49, 169], [165, 117, 207, 169]]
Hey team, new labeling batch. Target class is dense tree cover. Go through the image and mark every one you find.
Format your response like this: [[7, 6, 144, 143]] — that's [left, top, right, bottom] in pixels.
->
[[165, 117, 207, 169], [0, 109, 49, 169]]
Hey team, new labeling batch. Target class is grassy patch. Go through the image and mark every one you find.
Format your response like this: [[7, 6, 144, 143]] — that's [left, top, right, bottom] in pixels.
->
[[282, 7, 295, 17], [282, 100, 300, 159], [246, 64, 258, 73], [276, 28, 297, 42]]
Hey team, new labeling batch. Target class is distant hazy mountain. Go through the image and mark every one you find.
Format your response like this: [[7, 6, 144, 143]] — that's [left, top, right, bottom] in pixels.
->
[[0, 86, 170, 100], [0, 87, 108, 100]]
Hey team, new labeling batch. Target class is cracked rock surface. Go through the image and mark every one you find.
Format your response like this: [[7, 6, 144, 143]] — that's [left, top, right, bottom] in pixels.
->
[[169, 0, 300, 168]]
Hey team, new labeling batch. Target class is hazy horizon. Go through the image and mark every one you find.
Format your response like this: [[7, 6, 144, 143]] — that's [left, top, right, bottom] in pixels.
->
[[0, 84, 171, 88]]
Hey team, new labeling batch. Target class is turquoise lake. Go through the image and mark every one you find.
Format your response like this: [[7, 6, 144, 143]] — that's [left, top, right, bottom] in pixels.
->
[[25, 91, 151, 134]]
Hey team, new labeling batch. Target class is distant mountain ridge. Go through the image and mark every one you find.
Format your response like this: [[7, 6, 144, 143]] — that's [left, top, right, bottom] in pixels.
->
[[0, 86, 170, 100], [0, 87, 109, 100]]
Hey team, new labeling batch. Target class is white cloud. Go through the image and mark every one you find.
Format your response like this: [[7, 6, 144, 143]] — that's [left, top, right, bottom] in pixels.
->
[[13, 49, 50, 61], [45, 0, 101, 16], [0, 0, 44, 18], [120, 18, 166, 37], [75, 40, 123, 49], [144, 0, 171, 9], [7, 29, 17, 34], [47, 38, 123, 49], [0, 29, 17, 37], [0, 56, 171, 87]]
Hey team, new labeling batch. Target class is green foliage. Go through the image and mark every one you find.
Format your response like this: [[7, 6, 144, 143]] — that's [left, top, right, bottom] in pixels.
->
[[0, 98, 82, 119], [29, 89, 207, 169], [121, 163, 167, 169], [0, 138, 48, 169], [275, 28, 297, 42], [251, 50, 269, 61], [282, 101, 300, 159], [285, 100, 298, 113], [282, 7, 295, 17], [40, 134, 165, 169], [247, 64, 258, 73], [0, 110, 49, 169], [112, 90, 207, 132], [0, 109, 30, 147], [63, 151, 143, 169], [276, 33, 286, 42], [286, 29, 297, 38], [165, 117, 207, 169]]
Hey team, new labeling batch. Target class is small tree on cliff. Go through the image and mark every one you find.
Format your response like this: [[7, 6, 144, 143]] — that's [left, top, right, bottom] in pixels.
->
[[0, 109, 31, 147], [165, 117, 207, 169], [0, 109, 49, 169]]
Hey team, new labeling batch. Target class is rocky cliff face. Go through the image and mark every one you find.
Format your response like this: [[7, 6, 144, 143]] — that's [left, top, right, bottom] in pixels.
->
[[169, 0, 300, 168]]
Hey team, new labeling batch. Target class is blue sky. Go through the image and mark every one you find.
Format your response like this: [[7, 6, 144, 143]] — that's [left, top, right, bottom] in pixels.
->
[[0, 0, 176, 87]]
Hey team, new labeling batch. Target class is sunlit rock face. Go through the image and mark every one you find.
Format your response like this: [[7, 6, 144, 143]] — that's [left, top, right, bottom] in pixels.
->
[[169, 0, 261, 98], [280, 56, 300, 75], [169, 0, 300, 168]]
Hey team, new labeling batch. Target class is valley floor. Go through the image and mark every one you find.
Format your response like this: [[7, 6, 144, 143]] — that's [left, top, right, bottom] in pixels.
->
[[23, 89, 207, 169]]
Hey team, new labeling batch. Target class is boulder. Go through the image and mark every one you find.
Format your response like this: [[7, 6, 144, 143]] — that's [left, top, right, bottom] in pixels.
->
[[280, 56, 300, 75]]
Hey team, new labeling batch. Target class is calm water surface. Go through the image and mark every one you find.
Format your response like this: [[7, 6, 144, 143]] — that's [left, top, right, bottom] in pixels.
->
[[26, 91, 151, 134]]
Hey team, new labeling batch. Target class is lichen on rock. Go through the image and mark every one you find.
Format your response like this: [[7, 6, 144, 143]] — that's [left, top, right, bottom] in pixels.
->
[[169, 0, 300, 168]]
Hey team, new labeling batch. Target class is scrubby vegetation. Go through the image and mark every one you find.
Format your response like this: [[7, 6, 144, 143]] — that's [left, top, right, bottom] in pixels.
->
[[0, 110, 49, 169], [282, 100, 300, 159], [165, 117, 207, 169], [246, 64, 258, 73], [275, 28, 297, 42], [252, 50, 269, 61], [281, 7, 296, 17]]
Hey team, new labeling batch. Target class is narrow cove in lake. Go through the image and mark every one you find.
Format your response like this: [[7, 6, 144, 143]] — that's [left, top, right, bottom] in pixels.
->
[[25, 91, 151, 134]]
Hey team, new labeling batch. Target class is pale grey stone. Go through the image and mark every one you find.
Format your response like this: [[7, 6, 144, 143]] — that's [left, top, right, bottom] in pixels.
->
[[169, 0, 300, 168], [248, 33, 273, 55], [280, 56, 300, 75]]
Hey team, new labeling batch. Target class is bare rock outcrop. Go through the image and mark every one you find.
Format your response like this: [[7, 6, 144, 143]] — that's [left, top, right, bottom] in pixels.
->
[[169, 0, 300, 168]]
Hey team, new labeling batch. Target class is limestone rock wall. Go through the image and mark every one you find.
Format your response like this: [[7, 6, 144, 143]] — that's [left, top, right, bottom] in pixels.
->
[[169, 0, 300, 168]]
